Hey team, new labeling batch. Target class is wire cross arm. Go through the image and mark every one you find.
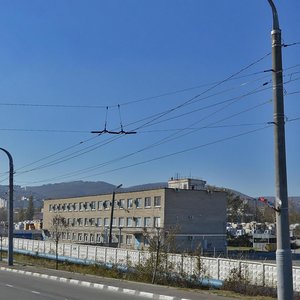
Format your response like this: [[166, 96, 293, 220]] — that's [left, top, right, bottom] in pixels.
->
[[91, 129, 137, 135]]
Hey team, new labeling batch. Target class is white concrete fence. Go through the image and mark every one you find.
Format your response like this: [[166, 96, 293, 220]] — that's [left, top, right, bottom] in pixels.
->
[[2, 237, 300, 292]]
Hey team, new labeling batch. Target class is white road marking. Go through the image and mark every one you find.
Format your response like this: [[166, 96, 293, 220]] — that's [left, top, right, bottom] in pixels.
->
[[31, 290, 41, 294]]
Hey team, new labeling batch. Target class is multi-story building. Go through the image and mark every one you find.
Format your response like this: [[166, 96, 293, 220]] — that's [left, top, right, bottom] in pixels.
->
[[43, 178, 227, 253]]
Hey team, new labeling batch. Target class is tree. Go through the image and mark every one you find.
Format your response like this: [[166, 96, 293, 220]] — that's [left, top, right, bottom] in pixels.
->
[[0, 208, 7, 222], [25, 196, 35, 220], [289, 202, 300, 224], [227, 194, 245, 223], [17, 208, 26, 222], [50, 214, 68, 270]]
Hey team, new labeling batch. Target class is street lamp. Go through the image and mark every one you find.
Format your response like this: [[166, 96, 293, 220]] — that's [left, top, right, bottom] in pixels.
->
[[266, 1, 293, 299], [0, 148, 14, 266], [108, 184, 122, 246]]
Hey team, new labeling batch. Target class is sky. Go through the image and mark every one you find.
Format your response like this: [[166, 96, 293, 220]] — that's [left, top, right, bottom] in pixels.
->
[[0, 0, 299, 197]]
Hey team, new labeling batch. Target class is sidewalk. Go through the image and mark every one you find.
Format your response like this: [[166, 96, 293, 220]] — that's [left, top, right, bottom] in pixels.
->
[[0, 261, 235, 300]]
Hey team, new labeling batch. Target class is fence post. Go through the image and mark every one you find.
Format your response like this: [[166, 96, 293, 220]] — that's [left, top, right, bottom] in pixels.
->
[[217, 258, 220, 280], [262, 263, 265, 287]]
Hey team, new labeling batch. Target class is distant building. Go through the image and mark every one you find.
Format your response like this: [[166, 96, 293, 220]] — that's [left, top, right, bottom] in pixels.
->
[[168, 177, 206, 190], [43, 178, 227, 253], [0, 198, 7, 209]]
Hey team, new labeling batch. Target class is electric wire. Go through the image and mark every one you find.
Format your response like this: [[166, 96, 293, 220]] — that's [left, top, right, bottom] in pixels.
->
[[12, 79, 271, 177], [20, 125, 273, 185], [2, 73, 299, 182], [7, 67, 274, 176], [4, 53, 296, 185]]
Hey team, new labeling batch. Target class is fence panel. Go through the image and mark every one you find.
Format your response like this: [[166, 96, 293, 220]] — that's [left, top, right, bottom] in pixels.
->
[[5, 238, 300, 292]]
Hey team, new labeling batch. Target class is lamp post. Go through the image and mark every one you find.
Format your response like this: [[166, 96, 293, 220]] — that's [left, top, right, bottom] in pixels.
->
[[267, 1, 293, 299], [0, 148, 14, 266], [108, 184, 122, 246]]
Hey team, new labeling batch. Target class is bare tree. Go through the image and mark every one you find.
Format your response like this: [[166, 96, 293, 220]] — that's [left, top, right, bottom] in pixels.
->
[[50, 214, 68, 270]]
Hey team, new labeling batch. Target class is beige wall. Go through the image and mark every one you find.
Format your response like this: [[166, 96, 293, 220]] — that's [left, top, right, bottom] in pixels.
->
[[43, 188, 227, 252], [164, 189, 227, 234]]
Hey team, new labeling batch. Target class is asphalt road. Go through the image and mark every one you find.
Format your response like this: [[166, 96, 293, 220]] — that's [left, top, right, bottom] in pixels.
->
[[0, 269, 142, 300], [0, 263, 237, 300]]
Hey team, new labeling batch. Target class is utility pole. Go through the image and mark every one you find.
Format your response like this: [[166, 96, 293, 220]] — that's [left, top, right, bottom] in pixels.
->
[[267, 1, 293, 299], [108, 184, 122, 246], [0, 148, 14, 266]]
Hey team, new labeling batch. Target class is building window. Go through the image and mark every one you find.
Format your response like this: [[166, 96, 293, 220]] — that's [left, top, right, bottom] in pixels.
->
[[127, 217, 133, 227], [135, 198, 142, 208], [119, 217, 125, 227], [127, 199, 133, 209], [84, 233, 88, 242], [78, 218, 83, 226], [78, 233, 83, 241], [113, 200, 118, 210], [79, 202, 84, 211], [90, 201, 96, 210], [83, 202, 89, 211], [74, 203, 78, 211], [67, 232, 71, 240], [90, 218, 95, 226], [97, 201, 103, 210], [154, 217, 161, 228], [118, 199, 125, 209], [72, 233, 77, 241], [135, 217, 142, 227], [84, 218, 89, 226], [49, 204, 53, 212], [96, 218, 102, 227], [126, 235, 132, 245], [154, 196, 161, 207], [144, 217, 151, 227], [104, 218, 109, 227], [103, 200, 110, 210], [96, 234, 102, 243], [112, 217, 117, 227], [90, 234, 94, 243], [144, 197, 151, 208]]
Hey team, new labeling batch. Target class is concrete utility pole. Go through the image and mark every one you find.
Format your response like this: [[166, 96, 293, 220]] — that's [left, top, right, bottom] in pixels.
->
[[267, 1, 293, 299], [108, 184, 122, 246], [0, 148, 14, 266]]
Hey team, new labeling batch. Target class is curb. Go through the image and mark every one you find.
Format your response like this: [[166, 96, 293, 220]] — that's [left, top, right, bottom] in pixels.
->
[[0, 267, 190, 300]]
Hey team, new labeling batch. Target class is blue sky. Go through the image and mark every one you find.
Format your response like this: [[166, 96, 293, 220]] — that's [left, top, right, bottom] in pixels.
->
[[0, 0, 299, 197]]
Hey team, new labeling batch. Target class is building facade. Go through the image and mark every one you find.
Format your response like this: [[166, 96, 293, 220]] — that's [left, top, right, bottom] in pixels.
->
[[43, 179, 227, 253]]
